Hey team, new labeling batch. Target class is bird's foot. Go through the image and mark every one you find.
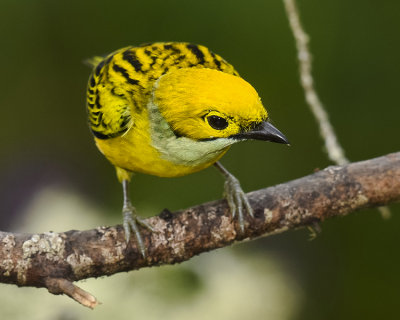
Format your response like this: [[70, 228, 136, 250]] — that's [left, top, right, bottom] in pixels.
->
[[122, 203, 154, 258], [223, 172, 253, 233]]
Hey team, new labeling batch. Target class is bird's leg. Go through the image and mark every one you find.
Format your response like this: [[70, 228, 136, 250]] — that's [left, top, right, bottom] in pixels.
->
[[214, 162, 253, 233], [122, 180, 153, 258]]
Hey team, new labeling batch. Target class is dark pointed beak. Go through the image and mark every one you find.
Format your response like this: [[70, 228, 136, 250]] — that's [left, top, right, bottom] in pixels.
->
[[232, 121, 290, 144]]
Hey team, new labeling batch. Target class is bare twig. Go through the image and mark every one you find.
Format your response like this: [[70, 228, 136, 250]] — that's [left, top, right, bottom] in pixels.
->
[[0, 152, 399, 308], [283, 0, 392, 218], [283, 0, 348, 165], [46, 278, 99, 309]]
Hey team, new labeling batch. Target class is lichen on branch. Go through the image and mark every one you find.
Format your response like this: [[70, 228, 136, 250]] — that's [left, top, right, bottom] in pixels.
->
[[0, 152, 399, 308]]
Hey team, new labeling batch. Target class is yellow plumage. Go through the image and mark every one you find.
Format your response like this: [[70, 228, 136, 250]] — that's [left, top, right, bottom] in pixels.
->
[[86, 42, 288, 256]]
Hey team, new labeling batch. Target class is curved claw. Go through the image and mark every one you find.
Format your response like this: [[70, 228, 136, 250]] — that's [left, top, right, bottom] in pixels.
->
[[122, 204, 152, 258], [223, 173, 253, 233]]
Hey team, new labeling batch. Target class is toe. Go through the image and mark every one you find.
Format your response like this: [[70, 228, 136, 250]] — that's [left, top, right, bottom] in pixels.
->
[[137, 217, 155, 232], [243, 196, 254, 218], [122, 207, 148, 258], [235, 193, 245, 233]]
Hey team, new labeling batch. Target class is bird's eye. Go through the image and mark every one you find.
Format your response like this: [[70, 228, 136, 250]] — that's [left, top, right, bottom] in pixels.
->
[[207, 115, 229, 130]]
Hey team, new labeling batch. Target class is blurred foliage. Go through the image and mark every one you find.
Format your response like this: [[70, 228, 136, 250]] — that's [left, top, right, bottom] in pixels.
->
[[0, 0, 399, 319]]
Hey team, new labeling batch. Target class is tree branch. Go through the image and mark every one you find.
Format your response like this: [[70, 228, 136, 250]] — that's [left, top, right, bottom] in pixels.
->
[[1, 152, 399, 308]]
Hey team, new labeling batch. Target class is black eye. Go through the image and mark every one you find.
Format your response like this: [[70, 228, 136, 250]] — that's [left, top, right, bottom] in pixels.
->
[[207, 115, 228, 130]]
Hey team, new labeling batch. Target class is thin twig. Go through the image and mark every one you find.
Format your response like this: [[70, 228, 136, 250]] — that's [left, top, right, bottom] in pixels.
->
[[46, 278, 99, 309], [283, 0, 348, 165], [282, 0, 392, 218]]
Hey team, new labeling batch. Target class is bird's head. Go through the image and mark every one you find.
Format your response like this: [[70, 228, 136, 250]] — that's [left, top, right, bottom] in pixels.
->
[[153, 68, 288, 144]]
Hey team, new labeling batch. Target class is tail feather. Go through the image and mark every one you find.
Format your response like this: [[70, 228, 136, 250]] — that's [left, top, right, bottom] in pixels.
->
[[83, 56, 104, 68]]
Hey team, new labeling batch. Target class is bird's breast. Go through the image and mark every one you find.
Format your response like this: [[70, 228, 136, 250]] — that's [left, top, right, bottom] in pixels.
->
[[95, 117, 231, 177]]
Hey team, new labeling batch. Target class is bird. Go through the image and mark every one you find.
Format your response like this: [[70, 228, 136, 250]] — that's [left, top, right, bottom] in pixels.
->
[[86, 42, 288, 257]]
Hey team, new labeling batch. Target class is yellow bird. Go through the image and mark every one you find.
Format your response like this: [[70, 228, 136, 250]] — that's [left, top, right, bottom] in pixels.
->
[[86, 42, 288, 257]]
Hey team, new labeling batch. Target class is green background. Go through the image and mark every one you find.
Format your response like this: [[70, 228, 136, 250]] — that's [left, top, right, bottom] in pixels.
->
[[0, 0, 399, 319]]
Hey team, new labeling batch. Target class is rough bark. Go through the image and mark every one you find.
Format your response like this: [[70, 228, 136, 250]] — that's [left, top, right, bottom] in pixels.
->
[[0, 152, 399, 308]]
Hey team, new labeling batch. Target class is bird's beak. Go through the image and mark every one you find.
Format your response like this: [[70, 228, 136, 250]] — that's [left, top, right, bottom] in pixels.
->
[[232, 121, 290, 144]]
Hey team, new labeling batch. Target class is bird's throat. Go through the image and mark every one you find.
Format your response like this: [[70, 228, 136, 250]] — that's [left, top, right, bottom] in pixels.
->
[[147, 99, 233, 167]]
